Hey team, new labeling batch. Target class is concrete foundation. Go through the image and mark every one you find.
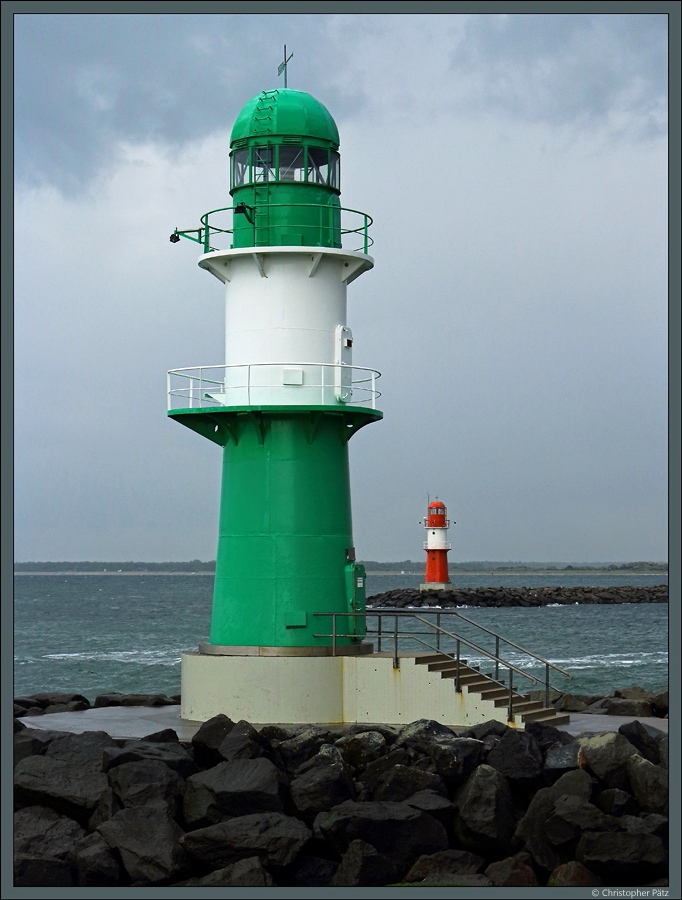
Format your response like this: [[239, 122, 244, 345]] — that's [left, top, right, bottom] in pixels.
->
[[419, 582, 456, 592], [181, 651, 511, 728]]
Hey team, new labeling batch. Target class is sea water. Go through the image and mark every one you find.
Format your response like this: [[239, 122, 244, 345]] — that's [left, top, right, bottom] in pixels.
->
[[13, 573, 668, 701]]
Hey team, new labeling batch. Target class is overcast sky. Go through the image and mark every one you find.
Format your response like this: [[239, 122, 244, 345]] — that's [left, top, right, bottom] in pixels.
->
[[13, 12, 669, 563]]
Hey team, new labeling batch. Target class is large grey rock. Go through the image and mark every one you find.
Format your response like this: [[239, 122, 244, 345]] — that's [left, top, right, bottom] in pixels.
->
[[544, 795, 621, 847], [461, 720, 510, 740], [404, 849, 485, 883], [372, 763, 446, 802], [313, 800, 448, 865], [484, 853, 539, 886], [180, 812, 312, 870], [452, 764, 516, 857], [109, 759, 185, 819], [14, 730, 51, 767], [595, 788, 639, 817], [514, 768, 593, 871], [274, 726, 332, 775], [603, 697, 653, 717], [183, 757, 285, 828], [360, 748, 410, 791], [486, 730, 543, 783], [394, 719, 456, 754], [578, 732, 641, 786], [178, 857, 275, 886], [218, 719, 271, 762], [45, 730, 113, 770], [290, 744, 355, 820], [14, 756, 108, 820], [13, 854, 75, 887], [330, 839, 400, 886], [576, 831, 667, 880], [68, 831, 125, 886], [626, 755, 668, 814], [190, 713, 236, 768], [102, 740, 197, 779], [524, 720, 576, 753], [619, 720, 661, 763], [544, 742, 582, 780], [404, 790, 456, 830], [547, 860, 602, 886], [427, 738, 485, 784], [98, 806, 189, 885], [14, 805, 86, 859], [335, 731, 387, 770]]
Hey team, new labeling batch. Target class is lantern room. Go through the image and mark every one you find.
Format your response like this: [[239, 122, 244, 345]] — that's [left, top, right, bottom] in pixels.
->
[[425, 501, 450, 529], [229, 89, 342, 249]]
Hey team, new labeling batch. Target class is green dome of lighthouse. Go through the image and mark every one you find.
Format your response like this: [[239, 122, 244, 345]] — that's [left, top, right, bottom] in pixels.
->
[[231, 89, 340, 148]]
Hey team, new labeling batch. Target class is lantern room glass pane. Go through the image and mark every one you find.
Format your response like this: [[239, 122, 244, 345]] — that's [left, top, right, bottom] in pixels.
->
[[329, 151, 340, 189], [253, 146, 274, 182], [307, 147, 329, 185], [278, 145, 305, 181], [232, 149, 248, 188]]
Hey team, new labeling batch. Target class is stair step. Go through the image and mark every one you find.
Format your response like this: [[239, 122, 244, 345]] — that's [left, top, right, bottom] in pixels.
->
[[494, 698, 543, 712], [525, 712, 571, 727], [521, 707, 563, 722], [415, 654, 467, 666], [440, 671, 489, 684], [427, 660, 476, 672], [477, 688, 514, 701]]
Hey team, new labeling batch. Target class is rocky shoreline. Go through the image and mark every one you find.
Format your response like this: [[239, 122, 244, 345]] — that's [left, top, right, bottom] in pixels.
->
[[367, 583, 668, 608], [14, 695, 669, 888]]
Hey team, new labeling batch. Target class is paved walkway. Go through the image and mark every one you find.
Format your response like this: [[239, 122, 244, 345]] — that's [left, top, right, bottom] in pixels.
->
[[20, 705, 668, 742]]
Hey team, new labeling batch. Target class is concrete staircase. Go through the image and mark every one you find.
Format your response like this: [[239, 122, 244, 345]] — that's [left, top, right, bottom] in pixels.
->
[[415, 653, 570, 728]]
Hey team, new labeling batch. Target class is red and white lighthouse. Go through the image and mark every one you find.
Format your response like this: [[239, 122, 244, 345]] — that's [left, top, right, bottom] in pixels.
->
[[421, 500, 454, 590]]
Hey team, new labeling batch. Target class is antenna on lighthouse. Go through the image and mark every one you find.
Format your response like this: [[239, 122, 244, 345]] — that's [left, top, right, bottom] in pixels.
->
[[278, 44, 294, 88]]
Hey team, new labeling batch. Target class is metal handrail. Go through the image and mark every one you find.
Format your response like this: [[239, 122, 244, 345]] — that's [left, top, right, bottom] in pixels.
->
[[172, 203, 374, 254], [312, 607, 571, 720], [167, 362, 381, 411]]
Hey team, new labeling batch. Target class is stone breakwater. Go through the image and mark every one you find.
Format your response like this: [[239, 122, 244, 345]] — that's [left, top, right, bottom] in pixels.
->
[[368, 584, 668, 609], [14, 701, 668, 888]]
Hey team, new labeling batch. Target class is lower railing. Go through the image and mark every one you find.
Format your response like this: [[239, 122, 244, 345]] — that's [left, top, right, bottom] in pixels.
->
[[167, 362, 381, 410], [313, 607, 571, 721]]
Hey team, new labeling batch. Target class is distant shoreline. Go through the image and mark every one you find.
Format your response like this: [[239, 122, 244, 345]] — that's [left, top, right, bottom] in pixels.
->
[[13, 569, 670, 577]]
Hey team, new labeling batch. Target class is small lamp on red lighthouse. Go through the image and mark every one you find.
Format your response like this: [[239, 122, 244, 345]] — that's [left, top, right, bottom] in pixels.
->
[[420, 500, 455, 591]]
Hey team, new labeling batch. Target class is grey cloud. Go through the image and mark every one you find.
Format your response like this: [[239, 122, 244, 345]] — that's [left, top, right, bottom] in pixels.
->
[[450, 14, 667, 137]]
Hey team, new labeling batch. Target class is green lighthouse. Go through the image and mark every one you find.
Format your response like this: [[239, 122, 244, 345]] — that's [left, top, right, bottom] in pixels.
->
[[169, 87, 381, 660]]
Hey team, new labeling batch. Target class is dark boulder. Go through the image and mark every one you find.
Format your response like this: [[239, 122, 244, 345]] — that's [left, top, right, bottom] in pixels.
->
[[183, 757, 286, 828], [372, 764, 447, 802], [603, 697, 653, 717], [544, 795, 621, 848], [651, 690, 669, 717], [626, 756, 668, 814], [452, 764, 516, 858], [484, 853, 539, 886], [218, 719, 271, 762], [141, 728, 180, 743], [403, 849, 485, 883], [68, 831, 125, 886], [347, 723, 400, 744], [427, 737, 485, 785], [25, 691, 91, 709], [578, 732, 641, 788], [14, 805, 86, 859], [281, 854, 338, 887], [98, 806, 189, 885], [576, 831, 667, 882], [524, 719, 576, 753], [544, 742, 582, 781], [595, 788, 639, 817], [109, 759, 186, 820], [621, 813, 668, 839], [179, 857, 276, 886], [513, 768, 594, 871], [14, 756, 108, 821], [103, 740, 198, 779], [14, 854, 75, 887], [313, 800, 448, 865], [330, 839, 400, 886], [404, 790, 456, 830], [93, 692, 176, 707], [360, 748, 410, 791], [290, 745, 356, 820], [461, 719, 510, 740], [14, 730, 51, 767], [273, 726, 332, 775], [190, 714, 236, 768], [44, 730, 114, 771], [180, 812, 312, 870], [547, 860, 602, 886], [335, 731, 387, 770], [87, 787, 123, 830], [394, 719, 456, 754], [619, 720, 661, 763], [486, 729, 543, 784]]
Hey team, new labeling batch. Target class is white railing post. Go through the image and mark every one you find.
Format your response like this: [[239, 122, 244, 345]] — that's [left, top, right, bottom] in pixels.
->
[[167, 371, 171, 410], [371, 370, 375, 409]]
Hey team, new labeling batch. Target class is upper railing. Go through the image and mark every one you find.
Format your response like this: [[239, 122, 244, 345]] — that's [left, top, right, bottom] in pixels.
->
[[170, 204, 374, 254], [168, 363, 382, 411]]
